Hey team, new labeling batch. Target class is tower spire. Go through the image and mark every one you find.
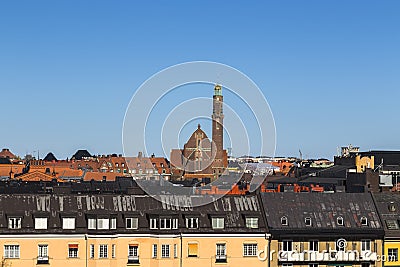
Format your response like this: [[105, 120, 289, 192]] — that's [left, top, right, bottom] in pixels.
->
[[212, 84, 224, 177]]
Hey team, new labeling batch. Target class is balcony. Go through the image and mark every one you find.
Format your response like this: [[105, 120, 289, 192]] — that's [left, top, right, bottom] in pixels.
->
[[215, 255, 227, 263], [127, 256, 140, 264], [37, 256, 49, 264], [279, 250, 377, 262]]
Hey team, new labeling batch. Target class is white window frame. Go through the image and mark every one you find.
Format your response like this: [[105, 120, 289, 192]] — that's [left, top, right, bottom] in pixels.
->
[[35, 217, 48, 230], [110, 218, 117, 229], [305, 217, 312, 226], [62, 218, 76, 230], [112, 244, 116, 258], [88, 218, 96, 230], [337, 216, 344, 226], [243, 243, 258, 257], [152, 244, 157, 258], [126, 217, 139, 229], [68, 246, 78, 258], [161, 244, 170, 258], [212, 217, 224, 229], [8, 217, 22, 229], [99, 244, 108, 258], [186, 217, 199, 229], [4, 245, 20, 259], [150, 218, 158, 229], [97, 218, 110, 230], [128, 245, 139, 257], [282, 240, 293, 252], [361, 216, 368, 226], [361, 240, 371, 252], [160, 218, 172, 229], [281, 216, 288, 226], [38, 244, 48, 258], [216, 243, 226, 256], [245, 217, 259, 229], [309, 240, 319, 252], [174, 244, 178, 258], [90, 244, 95, 258]]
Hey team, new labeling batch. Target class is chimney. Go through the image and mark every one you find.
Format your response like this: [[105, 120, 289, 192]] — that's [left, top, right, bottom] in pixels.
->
[[138, 152, 143, 158]]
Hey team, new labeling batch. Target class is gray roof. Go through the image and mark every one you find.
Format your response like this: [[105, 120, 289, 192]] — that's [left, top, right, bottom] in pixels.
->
[[261, 192, 383, 237], [0, 194, 266, 235], [372, 193, 400, 238]]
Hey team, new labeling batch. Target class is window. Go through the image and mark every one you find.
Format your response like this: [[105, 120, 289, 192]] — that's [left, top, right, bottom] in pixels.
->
[[150, 218, 158, 229], [128, 245, 139, 264], [110, 218, 117, 229], [243, 244, 258, 257], [159, 218, 177, 229], [216, 243, 227, 263], [282, 240, 293, 251], [90, 244, 95, 258], [246, 217, 259, 229], [188, 243, 198, 257], [152, 244, 157, 258], [112, 244, 116, 258], [126, 218, 139, 229], [361, 216, 368, 226], [282, 264, 293, 267], [309, 264, 319, 267], [361, 240, 371, 252], [88, 218, 96, 229], [8, 217, 21, 229], [309, 240, 319, 252], [212, 217, 224, 229], [337, 217, 344, 226], [386, 220, 400, 230], [68, 244, 78, 258], [99, 245, 108, 258], [161, 244, 170, 258], [97, 218, 110, 230], [172, 218, 178, 229], [186, 217, 198, 229], [63, 218, 75, 230], [38, 245, 49, 264], [35, 218, 48, 229], [281, 216, 288, 226], [388, 248, 398, 262], [305, 217, 312, 226], [4, 245, 20, 258], [174, 244, 178, 258]]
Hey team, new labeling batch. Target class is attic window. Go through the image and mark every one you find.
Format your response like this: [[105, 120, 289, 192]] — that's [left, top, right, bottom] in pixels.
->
[[337, 216, 344, 226], [389, 202, 397, 212], [361, 216, 368, 226], [305, 217, 312, 226], [281, 216, 288, 226]]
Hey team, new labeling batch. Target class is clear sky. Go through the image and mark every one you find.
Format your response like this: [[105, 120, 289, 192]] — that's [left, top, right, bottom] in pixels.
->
[[0, 1, 399, 160]]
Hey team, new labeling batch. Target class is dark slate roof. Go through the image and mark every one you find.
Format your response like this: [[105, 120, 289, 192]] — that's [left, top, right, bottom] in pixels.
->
[[0, 158, 11, 165], [71, 150, 92, 160], [0, 194, 266, 235], [43, 152, 58, 162], [360, 151, 400, 166], [261, 192, 383, 237], [372, 193, 400, 238]]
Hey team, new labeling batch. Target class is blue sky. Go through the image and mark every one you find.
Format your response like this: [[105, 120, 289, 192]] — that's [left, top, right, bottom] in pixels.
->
[[0, 1, 399, 160]]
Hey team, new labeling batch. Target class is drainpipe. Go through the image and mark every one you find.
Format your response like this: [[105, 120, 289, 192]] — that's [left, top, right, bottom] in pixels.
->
[[180, 232, 183, 267], [266, 233, 271, 267], [85, 234, 88, 267]]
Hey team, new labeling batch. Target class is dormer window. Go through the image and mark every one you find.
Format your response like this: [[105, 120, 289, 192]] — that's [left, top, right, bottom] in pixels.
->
[[389, 202, 397, 212], [305, 217, 312, 226], [337, 216, 344, 226], [361, 216, 368, 226], [281, 216, 288, 226]]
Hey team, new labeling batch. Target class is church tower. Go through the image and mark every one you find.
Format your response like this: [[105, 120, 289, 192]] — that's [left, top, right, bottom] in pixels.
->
[[212, 84, 224, 175]]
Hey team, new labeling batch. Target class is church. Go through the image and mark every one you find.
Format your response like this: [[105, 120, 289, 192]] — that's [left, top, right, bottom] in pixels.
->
[[170, 85, 228, 180]]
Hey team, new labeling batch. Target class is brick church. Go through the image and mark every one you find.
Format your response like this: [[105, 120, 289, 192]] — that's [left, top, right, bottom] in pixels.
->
[[170, 85, 228, 180]]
